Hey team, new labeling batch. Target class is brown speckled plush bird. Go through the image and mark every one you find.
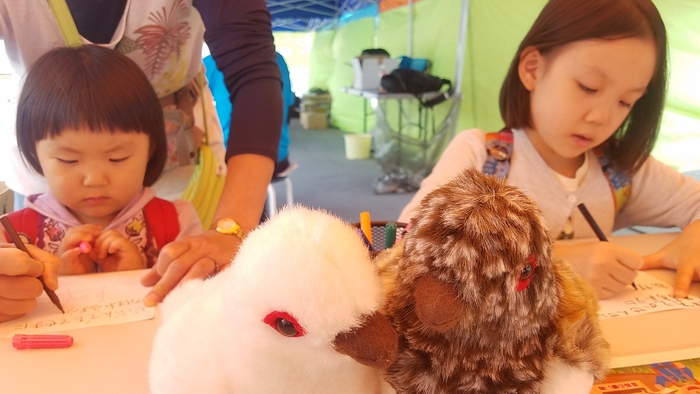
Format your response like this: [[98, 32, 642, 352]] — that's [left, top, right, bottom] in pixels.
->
[[381, 168, 611, 394]]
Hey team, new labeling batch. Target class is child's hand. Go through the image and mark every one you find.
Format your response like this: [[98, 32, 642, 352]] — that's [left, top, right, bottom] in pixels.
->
[[91, 230, 145, 272], [58, 224, 102, 274], [554, 241, 643, 299], [642, 221, 700, 298]]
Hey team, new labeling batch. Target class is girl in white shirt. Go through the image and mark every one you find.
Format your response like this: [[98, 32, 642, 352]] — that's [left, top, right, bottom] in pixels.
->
[[399, 0, 700, 299]]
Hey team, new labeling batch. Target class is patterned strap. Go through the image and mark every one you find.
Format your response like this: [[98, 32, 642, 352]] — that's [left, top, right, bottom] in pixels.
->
[[47, 0, 83, 47], [481, 130, 630, 214], [593, 146, 632, 215], [143, 198, 180, 250], [3, 208, 42, 246], [482, 129, 513, 179]]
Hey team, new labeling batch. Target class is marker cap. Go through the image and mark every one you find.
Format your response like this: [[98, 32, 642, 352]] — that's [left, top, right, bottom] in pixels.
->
[[12, 334, 74, 349], [79, 241, 92, 254]]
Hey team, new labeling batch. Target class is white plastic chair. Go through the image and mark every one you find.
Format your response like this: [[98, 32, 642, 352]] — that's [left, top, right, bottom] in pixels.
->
[[266, 161, 299, 217]]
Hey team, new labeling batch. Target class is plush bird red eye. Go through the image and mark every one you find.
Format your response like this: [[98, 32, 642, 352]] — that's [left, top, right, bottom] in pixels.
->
[[516, 254, 537, 292], [263, 311, 306, 337]]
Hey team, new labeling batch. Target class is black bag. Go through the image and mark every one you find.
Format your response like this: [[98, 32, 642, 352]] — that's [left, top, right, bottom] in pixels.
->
[[361, 48, 390, 57], [380, 69, 452, 107]]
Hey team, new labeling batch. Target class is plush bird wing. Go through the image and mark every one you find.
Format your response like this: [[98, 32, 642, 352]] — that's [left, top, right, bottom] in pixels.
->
[[552, 257, 612, 381]]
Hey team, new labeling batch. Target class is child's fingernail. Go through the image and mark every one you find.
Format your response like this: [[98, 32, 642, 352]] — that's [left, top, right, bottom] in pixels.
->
[[143, 293, 158, 307]]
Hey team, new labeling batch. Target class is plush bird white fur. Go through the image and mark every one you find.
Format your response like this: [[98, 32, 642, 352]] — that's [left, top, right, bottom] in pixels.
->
[[149, 206, 397, 394]]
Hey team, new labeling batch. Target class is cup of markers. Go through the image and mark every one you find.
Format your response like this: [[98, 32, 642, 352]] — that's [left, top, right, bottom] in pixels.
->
[[353, 212, 409, 254]]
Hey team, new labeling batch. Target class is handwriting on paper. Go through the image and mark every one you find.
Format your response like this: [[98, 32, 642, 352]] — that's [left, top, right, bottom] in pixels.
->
[[598, 271, 700, 320], [0, 269, 155, 338]]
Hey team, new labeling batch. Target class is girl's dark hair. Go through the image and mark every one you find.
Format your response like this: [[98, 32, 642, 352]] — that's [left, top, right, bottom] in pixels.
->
[[499, 0, 667, 174], [16, 45, 166, 186]]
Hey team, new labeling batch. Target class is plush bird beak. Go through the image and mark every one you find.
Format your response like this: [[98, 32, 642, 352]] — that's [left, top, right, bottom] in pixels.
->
[[414, 275, 463, 332], [332, 311, 398, 369]]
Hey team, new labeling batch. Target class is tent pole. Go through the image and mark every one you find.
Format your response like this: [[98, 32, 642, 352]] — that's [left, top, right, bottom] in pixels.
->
[[453, 0, 469, 95], [407, 0, 414, 57]]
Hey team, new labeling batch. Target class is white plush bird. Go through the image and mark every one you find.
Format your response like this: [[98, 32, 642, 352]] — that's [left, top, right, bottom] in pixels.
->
[[149, 206, 398, 394]]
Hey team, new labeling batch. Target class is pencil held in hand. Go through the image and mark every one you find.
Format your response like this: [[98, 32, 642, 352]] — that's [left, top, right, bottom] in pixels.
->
[[576, 204, 608, 242], [576, 204, 637, 290], [0, 216, 65, 313]]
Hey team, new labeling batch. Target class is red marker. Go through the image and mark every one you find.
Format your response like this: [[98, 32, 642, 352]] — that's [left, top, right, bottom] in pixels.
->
[[12, 334, 74, 349], [79, 241, 92, 254]]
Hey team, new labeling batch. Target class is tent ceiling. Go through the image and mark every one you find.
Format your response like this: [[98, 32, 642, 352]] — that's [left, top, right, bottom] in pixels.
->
[[267, 0, 380, 31]]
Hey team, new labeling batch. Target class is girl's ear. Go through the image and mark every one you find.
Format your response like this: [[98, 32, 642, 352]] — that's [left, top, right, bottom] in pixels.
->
[[518, 46, 543, 92]]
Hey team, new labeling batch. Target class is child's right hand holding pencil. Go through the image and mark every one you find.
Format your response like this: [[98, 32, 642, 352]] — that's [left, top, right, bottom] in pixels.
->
[[554, 241, 643, 299]]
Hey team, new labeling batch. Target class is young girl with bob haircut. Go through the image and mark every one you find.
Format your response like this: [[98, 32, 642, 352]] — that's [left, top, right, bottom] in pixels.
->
[[2, 45, 202, 274], [399, 0, 700, 299]]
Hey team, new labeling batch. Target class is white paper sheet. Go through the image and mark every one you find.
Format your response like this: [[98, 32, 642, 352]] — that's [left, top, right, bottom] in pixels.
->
[[0, 269, 155, 338], [598, 271, 700, 320]]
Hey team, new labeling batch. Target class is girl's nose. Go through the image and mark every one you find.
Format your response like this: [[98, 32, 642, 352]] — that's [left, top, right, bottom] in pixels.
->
[[83, 169, 108, 186], [584, 105, 611, 126]]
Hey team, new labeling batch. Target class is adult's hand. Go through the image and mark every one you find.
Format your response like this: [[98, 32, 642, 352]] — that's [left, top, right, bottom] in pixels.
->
[[141, 154, 273, 306], [0, 244, 62, 322], [141, 230, 241, 306]]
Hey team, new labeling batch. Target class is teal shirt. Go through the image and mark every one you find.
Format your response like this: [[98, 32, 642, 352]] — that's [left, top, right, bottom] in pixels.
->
[[204, 52, 294, 162]]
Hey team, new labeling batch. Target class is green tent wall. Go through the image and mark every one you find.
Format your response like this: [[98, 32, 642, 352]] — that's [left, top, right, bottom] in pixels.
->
[[307, 0, 700, 172]]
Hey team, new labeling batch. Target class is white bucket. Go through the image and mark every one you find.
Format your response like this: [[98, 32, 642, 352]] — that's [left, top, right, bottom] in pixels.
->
[[343, 134, 372, 160]]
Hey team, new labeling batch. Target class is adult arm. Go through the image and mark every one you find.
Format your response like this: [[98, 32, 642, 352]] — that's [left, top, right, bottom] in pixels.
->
[[0, 244, 61, 322], [195, 0, 283, 163], [195, 0, 282, 232], [143, 0, 282, 305]]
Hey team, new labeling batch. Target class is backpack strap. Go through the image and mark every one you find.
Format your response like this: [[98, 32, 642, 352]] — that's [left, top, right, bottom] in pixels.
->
[[482, 129, 513, 179], [3, 208, 42, 246], [143, 198, 180, 250], [593, 146, 631, 215], [47, 0, 83, 47], [481, 130, 630, 214]]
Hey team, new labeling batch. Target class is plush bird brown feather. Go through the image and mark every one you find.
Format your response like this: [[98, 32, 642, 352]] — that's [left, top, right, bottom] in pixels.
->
[[380, 168, 611, 394]]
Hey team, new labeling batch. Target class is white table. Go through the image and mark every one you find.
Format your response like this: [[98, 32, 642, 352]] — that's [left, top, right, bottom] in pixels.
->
[[340, 87, 455, 195], [0, 303, 159, 393], [339, 87, 445, 134], [594, 233, 700, 368], [0, 232, 696, 393]]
